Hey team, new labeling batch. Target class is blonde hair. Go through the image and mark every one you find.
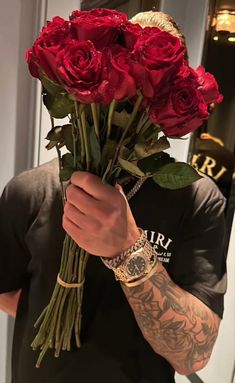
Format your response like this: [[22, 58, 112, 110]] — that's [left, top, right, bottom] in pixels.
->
[[130, 11, 188, 58], [200, 133, 224, 147]]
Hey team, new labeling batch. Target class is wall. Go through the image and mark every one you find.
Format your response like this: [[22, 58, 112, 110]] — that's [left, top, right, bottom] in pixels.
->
[[35, 0, 81, 167], [0, 0, 36, 186], [0, 2, 80, 382], [196, 212, 235, 382], [0, 1, 38, 382]]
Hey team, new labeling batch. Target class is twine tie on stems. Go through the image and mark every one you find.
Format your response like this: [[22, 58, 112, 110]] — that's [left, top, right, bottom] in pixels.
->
[[57, 274, 85, 288]]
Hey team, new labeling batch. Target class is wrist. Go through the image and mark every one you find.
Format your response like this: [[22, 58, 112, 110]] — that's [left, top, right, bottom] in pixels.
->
[[108, 226, 141, 260], [101, 227, 144, 268], [101, 229, 158, 284]]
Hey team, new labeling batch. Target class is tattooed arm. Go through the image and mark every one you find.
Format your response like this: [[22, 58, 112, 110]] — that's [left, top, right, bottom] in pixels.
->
[[62, 172, 222, 375], [122, 261, 221, 375]]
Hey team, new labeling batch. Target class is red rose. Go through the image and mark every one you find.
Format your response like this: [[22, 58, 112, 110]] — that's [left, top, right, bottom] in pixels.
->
[[174, 60, 198, 83], [133, 28, 185, 99], [26, 48, 40, 78], [149, 78, 209, 137], [195, 66, 223, 105], [56, 40, 112, 104], [70, 8, 128, 49], [105, 44, 140, 100], [121, 21, 143, 50], [26, 16, 70, 81]]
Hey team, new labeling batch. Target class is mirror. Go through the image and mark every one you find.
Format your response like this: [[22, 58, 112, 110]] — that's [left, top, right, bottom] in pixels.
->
[[189, 0, 235, 250]]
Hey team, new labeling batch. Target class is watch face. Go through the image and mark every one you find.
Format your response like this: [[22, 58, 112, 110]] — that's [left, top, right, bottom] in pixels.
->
[[126, 256, 146, 277]]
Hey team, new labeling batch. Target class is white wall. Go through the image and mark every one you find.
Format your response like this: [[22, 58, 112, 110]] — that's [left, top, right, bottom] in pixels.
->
[[0, 1, 80, 382], [0, 313, 8, 383], [35, 0, 81, 167], [0, 0, 40, 181], [197, 213, 235, 383], [0, 1, 38, 382]]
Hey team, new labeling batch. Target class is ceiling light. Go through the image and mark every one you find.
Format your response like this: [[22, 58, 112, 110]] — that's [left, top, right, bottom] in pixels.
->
[[214, 10, 235, 33]]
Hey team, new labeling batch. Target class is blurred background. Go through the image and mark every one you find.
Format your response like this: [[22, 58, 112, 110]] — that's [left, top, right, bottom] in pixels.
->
[[0, 0, 234, 382]]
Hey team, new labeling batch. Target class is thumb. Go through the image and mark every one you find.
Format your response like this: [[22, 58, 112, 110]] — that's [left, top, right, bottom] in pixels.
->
[[115, 183, 127, 200]]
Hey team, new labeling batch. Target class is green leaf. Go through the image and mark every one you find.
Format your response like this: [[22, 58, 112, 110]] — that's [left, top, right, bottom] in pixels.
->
[[45, 140, 58, 151], [40, 72, 64, 96], [43, 93, 75, 119], [68, 94, 77, 102], [61, 124, 74, 153], [118, 158, 145, 177], [135, 136, 170, 159], [101, 139, 117, 166], [61, 153, 75, 169], [112, 110, 130, 129], [46, 126, 63, 142], [119, 145, 131, 160], [142, 124, 160, 141], [88, 123, 101, 172], [61, 153, 75, 181], [45, 124, 74, 152], [153, 162, 201, 190], [60, 167, 74, 182], [138, 152, 174, 174], [102, 159, 112, 183]]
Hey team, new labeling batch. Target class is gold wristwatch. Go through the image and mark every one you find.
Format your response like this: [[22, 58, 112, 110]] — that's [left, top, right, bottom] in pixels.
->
[[101, 229, 158, 283]]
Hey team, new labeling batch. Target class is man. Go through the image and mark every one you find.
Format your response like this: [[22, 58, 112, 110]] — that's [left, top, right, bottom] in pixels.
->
[[0, 157, 226, 382], [0, 10, 227, 383]]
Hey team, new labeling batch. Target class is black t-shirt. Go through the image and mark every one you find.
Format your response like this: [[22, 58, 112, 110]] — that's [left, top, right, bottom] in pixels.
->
[[192, 138, 235, 200], [0, 160, 227, 383]]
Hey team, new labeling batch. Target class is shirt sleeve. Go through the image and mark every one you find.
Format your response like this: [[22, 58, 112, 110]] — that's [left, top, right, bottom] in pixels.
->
[[0, 177, 32, 293], [169, 181, 227, 319]]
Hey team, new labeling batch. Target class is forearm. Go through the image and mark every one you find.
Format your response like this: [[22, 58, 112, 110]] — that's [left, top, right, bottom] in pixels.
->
[[122, 261, 220, 375], [0, 291, 20, 317]]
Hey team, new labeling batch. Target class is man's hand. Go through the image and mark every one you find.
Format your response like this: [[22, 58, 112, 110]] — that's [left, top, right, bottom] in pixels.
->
[[63, 172, 140, 258], [0, 291, 21, 317]]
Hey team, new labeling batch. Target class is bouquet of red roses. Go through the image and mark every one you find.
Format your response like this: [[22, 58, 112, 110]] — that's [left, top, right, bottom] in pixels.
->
[[26, 8, 223, 367]]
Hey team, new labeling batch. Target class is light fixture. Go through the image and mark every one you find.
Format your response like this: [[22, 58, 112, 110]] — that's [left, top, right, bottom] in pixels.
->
[[213, 10, 235, 33]]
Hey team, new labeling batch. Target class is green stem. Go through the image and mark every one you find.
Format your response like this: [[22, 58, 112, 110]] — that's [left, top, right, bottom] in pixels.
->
[[74, 248, 87, 347], [124, 94, 144, 134], [97, 104, 100, 123], [107, 100, 116, 139], [109, 94, 144, 179], [136, 110, 149, 134], [63, 290, 76, 351], [81, 109, 91, 171], [91, 103, 99, 138], [137, 119, 152, 138], [50, 115, 55, 129], [56, 144, 66, 207], [50, 116, 65, 206], [71, 120, 77, 170], [74, 102, 85, 167]]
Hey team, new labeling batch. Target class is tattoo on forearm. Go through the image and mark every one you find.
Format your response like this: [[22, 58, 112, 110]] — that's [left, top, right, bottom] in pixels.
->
[[122, 263, 220, 374]]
